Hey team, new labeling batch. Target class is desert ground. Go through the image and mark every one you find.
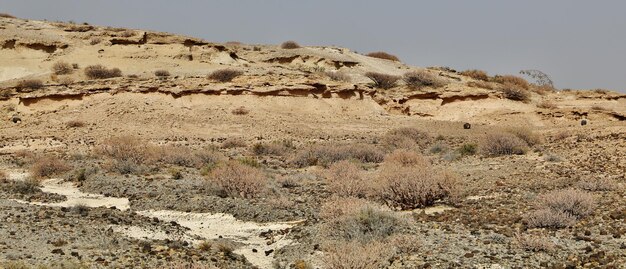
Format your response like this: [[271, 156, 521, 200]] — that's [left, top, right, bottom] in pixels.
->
[[0, 15, 625, 269]]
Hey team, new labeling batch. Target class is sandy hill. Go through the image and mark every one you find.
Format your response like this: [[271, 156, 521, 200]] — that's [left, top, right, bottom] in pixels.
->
[[0, 16, 626, 269]]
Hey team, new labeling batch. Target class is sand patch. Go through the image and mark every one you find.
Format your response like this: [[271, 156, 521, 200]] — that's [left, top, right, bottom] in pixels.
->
[[13, 178, 130, 210]]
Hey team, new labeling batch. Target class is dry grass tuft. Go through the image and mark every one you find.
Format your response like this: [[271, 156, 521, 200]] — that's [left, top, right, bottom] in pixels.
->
[[0, 13, 17, 18], [515, 234, 556, 252], [374, 156, 461, 210], [381, 127, 431, 151], [280, 41, 301, 49], [364, 72, 400, 89], [493, 75, 530, 90], [537, 100, 557, 109], [231, 106, 249, 115], [325, 161, 369, 198], [52, 61, 74, 75], [30, 156, 71, 179], [365, 51, 400, 62], [323, 241, 395, 269], [576, 177, 618, 191], [154, 70, 171, 77], [526, 189, 595, 228], [291, 144, 384, 167], [402, 70, 447, 89], [506, 127, 542, 146], [383, 149, 427, 167], [66, 120, 85, 128], [208, 160, 267, 198], [500, 83, 530, 102], [208, 69, 243, 82], [221, 137, 247, 149], [460, 69, 489, 81], [252, 140, 293, 156], [481, 133, 528, 156], [84, 65, 122, 79], [17, 79, 44, 91], [325, 71, 351, 82]]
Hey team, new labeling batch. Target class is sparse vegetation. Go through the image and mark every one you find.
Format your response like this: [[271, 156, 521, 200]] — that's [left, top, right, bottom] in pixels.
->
[[84, 65, 122, 79], [365, 51, 400, 62], [457, 143, 477, 156], [221, 137, 247, 149], [325, 71, 351, 82], [52, 61, 74, 75], [231, 106, 249, 115], [66, 120, 85, 128], [460, 69, 489, 81], [481, 133, 528, 156], [364, 72, 400, 89], [291, 144, 384, 167], [493, 75, 530, 90], [208, 69, 243, 82], [515, 234, 556, 252], [506, 127, 542, 146], [402, 70, 447, 89], [537, 100, 557, 109], [325, 161, 369, 198], [382, 127, 431, 151], [154, 70, 171, 77], [374, 154, 460, 209], [526, 189, 595, 229], [208, 160, 267, 198], [252, 140, 293, 156], [17, 79, 44, 91], [280, 41, 301, 49], [500, 83, 531, 102], [30, 156, 71, 178]]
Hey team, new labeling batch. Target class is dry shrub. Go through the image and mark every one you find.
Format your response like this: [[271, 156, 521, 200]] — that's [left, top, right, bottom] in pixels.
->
[[221, 137, 247, 149], [52, 61, 73, 75], [365, 51, 400, 62], [280, 41, 301, 49], [0, 13, 17, 18], [323, 241, 395, 269], [17, 79, 43, 91], [0, 89, 12, 99], [525, 208, 576, 229], [576, 177, 618, 191], [0, 171, 7, 183], [481, 133, 528, 156], [537, 100, 557, 109], [493, 75, 529, 90], [66, 120, 85, 128], [84, 65, 122, 79], [515, 234, 556, 252], [365, 72, 400, 89], [155, 146, 200, 167], [403, 70, 447, 89], [252, 140, 293, 156], [58, 76, 74, 86], [325, 161, 369, 198], [154, 70, 171, 77], [30, 156, 71, 178], [460, 69, 489, 81], [506, 127, 542, 146], [383, 149, 427, 167], [500, 83, 530, 102], [208, 69, 243, 82], [208, 160, 267, 198], [467, 80, 495, 90], [231, 106, 249, 115], [538, 189, 595, 218], [291, 144, 383, 167], [381, 127, 431, 151], [325, 71, 351, 82], [7, 178, 42, 194], [374, 160, 461, 210], [97, 136, 153, 165], [526, 189, 595, 228], [320, 197, 404, 242]]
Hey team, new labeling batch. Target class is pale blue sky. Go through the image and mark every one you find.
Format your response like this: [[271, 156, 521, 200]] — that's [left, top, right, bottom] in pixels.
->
[[4, 0, 626, 92]]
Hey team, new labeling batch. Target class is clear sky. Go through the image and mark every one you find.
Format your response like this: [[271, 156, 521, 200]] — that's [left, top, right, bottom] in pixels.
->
[[4, 0, 626, 92]]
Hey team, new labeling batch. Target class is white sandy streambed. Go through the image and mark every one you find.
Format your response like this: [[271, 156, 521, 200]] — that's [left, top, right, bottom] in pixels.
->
[[9, 174, 301, 268]]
